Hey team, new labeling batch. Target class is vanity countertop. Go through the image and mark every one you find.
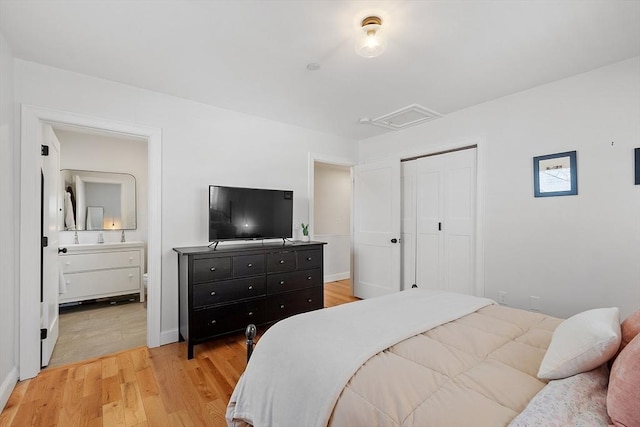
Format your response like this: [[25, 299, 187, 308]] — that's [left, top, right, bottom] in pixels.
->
[[59, 241, 144, 251]]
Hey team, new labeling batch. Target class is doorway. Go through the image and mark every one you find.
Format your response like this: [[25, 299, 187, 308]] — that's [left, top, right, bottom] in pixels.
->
[[309, 155, 354, 297], [20, 106, 162, 380], [48, 126, 149, 367]]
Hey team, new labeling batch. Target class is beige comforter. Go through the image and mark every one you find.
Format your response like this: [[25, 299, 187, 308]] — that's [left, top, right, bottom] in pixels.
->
[[329, 304, 562, 427]]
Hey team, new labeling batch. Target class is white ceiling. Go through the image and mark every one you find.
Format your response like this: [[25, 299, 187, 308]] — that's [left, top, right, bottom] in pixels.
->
[[1, 0, 639, 140]]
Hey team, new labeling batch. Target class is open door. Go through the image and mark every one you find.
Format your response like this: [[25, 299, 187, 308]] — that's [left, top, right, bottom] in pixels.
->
[[41, 124, 61, 367], [353, 158, 401, 299]]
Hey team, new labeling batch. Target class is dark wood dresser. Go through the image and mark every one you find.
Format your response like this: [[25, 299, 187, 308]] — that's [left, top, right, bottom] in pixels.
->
[[173, 241, 325, 359]]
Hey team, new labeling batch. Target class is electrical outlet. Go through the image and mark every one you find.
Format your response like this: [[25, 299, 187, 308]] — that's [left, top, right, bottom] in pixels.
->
[[498, 291, 507, 305], [530, 296, 541, 312]]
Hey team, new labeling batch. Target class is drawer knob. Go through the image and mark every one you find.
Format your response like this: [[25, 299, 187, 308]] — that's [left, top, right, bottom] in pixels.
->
[[307, 257, 312, 261], [279, 280, 285, 285], [307, 276, 312, 280], [280, 304, 285, 309], [279, 260, 285, 264], [247, 263, 253, 267], [65, 262, 71, 266], [129, 274, 133, 278], [248, 285, 253, 290], [210, 291, 216, 296], [248, 311, 253, 316], [307, 298, 312, 303], [210, 267, 216, 271], [129, 257, 134, 261], [210, 320, 216, 325]]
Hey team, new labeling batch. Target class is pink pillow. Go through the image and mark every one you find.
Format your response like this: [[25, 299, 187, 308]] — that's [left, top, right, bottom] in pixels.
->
[[620, 310, 640, 350], [607, 333, 640, 427]]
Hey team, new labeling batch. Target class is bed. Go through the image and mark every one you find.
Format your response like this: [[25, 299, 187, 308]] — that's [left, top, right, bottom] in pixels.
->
[[226, 288, 640, 427]]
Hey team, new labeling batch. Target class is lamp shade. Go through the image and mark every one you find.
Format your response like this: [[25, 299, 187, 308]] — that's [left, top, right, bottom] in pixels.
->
[[355, 16, 386, 58]]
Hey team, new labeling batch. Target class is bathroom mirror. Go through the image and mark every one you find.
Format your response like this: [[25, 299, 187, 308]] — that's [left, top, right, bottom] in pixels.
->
[[61, 169, 137, 230]]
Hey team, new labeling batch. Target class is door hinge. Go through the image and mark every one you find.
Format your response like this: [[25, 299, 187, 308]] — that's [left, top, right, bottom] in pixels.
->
[[42, 236, 48, 247], [41, 145, 49, 156], [40, 328, 48, 340]]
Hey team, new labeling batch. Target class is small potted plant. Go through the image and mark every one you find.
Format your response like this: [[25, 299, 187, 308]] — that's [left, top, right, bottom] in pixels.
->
[[301, 223, 310, 242]]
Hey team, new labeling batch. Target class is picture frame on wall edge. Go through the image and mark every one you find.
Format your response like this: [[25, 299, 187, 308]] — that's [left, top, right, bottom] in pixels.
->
[[533, 150, 578, 198]]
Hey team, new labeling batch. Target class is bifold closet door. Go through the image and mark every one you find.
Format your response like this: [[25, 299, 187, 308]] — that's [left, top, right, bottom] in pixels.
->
[[412, 148, 477, 294]]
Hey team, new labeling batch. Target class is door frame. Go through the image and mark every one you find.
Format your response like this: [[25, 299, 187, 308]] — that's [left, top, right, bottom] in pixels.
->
[[308, 153, 355, 290], [20, 105, 162, 380], [400, 138, 486, 297]]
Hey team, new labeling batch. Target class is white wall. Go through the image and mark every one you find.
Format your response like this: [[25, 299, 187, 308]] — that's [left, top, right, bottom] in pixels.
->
[[0, 31, 18, 411], [314, 162, 351, 281], [14, 60, 358, 341], [55, 130, 149, 256], [359, 57, 640, 319]]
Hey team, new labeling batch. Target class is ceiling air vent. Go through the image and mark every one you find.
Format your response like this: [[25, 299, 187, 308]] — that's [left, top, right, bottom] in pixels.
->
[[362, 104, 443, 131]]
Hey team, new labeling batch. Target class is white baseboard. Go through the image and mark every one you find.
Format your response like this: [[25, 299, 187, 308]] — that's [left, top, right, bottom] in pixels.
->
[[160, 328, 179, 346], [324, 272, 350, 283], [0, 366, 18, 412]]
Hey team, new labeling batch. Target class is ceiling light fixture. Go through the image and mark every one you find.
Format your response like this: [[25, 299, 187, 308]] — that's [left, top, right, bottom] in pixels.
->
[[355, 15, 386, 58]]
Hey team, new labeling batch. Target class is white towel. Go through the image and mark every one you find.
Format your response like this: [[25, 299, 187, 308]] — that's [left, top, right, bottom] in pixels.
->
[[64, 192, 76, 230], [58, 262, 67, 294]]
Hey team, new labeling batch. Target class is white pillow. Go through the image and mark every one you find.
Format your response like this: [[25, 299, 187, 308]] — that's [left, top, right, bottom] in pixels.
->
[[537, 307, 621, 380]]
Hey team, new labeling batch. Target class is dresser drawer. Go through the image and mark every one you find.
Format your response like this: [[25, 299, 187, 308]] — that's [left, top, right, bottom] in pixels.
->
[[267, 268, 322, 294], [60, 267, 141, 301], [297, 249, 322, 269], [267, 287, 323, 322], [192, 277, 266, 308], [60, 250, 140, 273], [266, 251, 296, 273], [233, 254, 265, 277], [192, 257, 232, 283], [192, 299, 265, 339]]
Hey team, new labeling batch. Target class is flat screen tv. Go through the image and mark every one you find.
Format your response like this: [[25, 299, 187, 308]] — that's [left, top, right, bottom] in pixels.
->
[[208, 185, 293, 242]]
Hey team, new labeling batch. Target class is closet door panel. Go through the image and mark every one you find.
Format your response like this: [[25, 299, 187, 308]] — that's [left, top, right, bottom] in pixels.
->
[[415, 156, 444, 290], [443, 149, 476, 295], [401, 162, 417, 290]]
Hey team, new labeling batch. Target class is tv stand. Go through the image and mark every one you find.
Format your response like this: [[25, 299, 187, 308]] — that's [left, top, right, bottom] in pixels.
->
[[173, 241, 326, 359]]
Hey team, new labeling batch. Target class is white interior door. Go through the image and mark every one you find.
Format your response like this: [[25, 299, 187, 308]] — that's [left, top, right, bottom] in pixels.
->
[[415, 155, 444, 290], [412, 148, 477, 295], [442, 149, 476, 294], [41, 124, 61, 367], [353, 159, 401, 299]]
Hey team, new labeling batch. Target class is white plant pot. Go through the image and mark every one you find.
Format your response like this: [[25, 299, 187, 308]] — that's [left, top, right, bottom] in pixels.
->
[[301, 235, 310, 242]]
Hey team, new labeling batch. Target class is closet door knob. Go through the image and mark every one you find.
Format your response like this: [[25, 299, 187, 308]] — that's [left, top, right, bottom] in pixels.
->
[[248, 311, 253, 316], [210, 267, 216, 271], [248, 285, 253, 290], [279, 280, 285, 285], [210, 291, 216, 296], [279, 260, 285, 264], [307, 276, 312, 280], [280, 304, 285, 309], [307, 298, 312, 303], [306, 257, 312, 261], [210, 320, 217, 325], [247, 263, 253, 267]]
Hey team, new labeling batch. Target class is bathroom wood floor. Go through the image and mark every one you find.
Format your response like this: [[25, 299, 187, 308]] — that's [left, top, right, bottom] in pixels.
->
[[0, 279, 357, 427], [49, 299, 147, 368]]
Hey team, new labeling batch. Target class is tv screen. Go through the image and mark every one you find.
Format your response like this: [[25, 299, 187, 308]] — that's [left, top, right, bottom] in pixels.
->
[[209, 185, 293, 242]]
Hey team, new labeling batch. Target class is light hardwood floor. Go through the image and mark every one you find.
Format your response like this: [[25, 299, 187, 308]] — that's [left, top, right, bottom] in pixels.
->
[[0, 279, 357, 427]]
